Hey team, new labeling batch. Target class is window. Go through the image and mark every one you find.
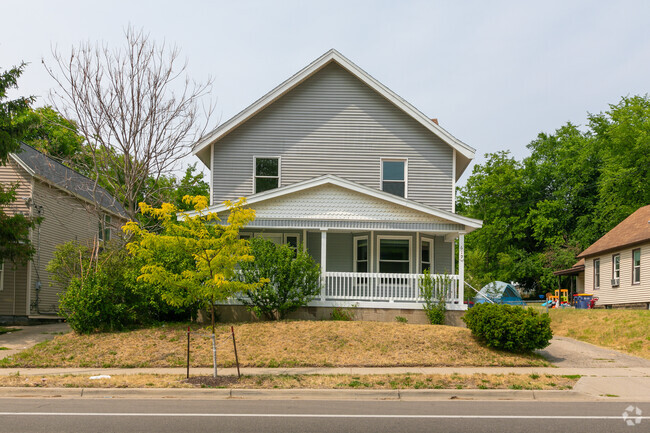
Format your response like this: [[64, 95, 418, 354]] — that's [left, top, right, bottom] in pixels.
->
[[421, 239, 433, 273], [98, 215, 111, 242], [254, 157, 280, 193], [612, 254, 620, 286], [632, 248, 641, 285], [381, 159, 406, 197], [354, 236, 368, 273], [594, 259, 600, 290], [378, 237, 411, 274]]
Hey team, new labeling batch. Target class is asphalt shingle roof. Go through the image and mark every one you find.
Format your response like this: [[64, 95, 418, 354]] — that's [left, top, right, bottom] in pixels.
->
[[12, 142, 128, 219], [577, 205, 650, 258]]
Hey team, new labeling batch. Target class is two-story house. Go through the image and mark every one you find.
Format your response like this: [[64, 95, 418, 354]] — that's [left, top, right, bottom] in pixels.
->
[[0, 143, 127, 323], [192, 49, 482, 321]]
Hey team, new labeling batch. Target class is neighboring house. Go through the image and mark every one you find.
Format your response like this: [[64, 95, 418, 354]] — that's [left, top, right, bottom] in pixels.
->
[[553, 258, 585, 298], [0, 143, 128, 322], [192, 49, 482, 318], [576, 205, 650, 309]]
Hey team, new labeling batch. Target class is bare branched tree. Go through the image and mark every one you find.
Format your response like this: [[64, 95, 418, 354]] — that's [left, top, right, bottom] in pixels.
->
[[44, 26, 214, 220]]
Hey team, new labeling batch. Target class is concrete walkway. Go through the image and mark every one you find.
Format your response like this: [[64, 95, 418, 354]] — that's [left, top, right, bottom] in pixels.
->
[[0, 322, 70, 360], [537, 336, 650, 368]]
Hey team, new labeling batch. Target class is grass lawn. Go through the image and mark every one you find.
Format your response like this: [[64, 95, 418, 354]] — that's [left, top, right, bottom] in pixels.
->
[[0, 373, 577, 390], [549, 309, 650, 359], [0, 327, 20, 335], [0, 321, 548, 368]]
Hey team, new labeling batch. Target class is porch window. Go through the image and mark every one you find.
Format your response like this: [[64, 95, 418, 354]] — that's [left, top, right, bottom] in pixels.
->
[[612, 254, 620, 287], [378, 237, 410, 274], [381, 159, 406, 197], [421, 239, 433, 273], [632, 249, 641, 285], [254, 157, 280, 193], [594, 259, 600, 290], [354, 236, 368, 273]]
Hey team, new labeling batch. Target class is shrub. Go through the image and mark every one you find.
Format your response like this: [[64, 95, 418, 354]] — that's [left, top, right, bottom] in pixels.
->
[[419, 270, 450, 325], [330, 305, 356, 321], [395, 316, 408, 323], [238, 238, 321, 320], [462, 303, 553, 352], [52, 241, 195, 333]]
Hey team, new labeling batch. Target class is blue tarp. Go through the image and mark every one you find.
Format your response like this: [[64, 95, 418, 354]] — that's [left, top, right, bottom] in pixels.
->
[[473, 281, 526, 306]]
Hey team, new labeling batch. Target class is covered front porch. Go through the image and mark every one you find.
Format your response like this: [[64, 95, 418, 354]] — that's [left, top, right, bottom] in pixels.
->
[[210, 175, 481, 311]]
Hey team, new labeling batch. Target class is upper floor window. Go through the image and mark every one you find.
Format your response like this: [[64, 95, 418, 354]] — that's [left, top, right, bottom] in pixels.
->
[[255, 157, 280, 193], [632, 248, 641, 285], [98, 214, 111, 242], [594, 258, 600, 290], [381, 159, 407, 197], [612, 254, 620, 286]]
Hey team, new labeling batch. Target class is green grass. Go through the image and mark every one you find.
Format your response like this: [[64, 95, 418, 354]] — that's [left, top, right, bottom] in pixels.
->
[[0, 327, 20, 335]]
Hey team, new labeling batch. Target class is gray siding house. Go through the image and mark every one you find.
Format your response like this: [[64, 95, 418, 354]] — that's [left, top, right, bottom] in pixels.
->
[[192, 49, 481, 314], [0, 143, 127, 322]]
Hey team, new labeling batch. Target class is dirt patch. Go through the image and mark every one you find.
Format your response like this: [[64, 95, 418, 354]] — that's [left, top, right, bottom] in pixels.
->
[[182, 376, 240, 387]]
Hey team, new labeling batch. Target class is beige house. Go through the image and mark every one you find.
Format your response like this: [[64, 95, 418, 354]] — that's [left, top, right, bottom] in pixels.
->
[[0, 143, 127, 322], [578, 205, 650, 309]]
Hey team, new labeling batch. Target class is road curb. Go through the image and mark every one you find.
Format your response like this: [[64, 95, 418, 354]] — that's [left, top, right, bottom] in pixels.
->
[[0, 387, 598, 401]]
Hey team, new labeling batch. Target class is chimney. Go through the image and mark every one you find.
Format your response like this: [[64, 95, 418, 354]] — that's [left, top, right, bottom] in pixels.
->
[[431, 118, 439, 125]]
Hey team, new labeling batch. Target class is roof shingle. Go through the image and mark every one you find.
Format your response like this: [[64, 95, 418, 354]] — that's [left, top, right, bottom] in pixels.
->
[[577, 205, 650, 258]]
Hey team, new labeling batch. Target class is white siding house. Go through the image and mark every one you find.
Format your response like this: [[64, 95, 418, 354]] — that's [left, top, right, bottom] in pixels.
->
[[192, 49, 482, 313]]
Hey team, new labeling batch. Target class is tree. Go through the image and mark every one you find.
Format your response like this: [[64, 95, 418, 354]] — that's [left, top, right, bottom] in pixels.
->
[[123, 195, 264, 333], [238, 237, 321, 320], [45, 26, 214, 220], [0, 63, 38, 264]]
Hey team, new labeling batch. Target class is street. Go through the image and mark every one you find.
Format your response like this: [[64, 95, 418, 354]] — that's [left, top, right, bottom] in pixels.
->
[[0, 398, 647, 433]]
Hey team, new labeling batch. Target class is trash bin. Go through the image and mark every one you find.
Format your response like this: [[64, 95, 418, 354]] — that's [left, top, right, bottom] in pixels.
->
[[574, 294, 593, 309]]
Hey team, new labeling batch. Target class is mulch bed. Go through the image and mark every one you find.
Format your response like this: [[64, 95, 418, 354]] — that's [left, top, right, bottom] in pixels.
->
[[182, 376, 241, 387]]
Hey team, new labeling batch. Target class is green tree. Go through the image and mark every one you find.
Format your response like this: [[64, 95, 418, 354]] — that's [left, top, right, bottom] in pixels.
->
[[0, 63, 38, 264], [238, 237, 321, 320], [123, 195, 264, 332]]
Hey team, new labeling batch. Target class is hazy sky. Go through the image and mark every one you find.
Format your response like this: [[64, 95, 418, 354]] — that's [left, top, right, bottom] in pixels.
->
[[2, 0, 649, 182]]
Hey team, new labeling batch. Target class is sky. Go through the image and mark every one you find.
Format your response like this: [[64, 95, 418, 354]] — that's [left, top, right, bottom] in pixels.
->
[[2, 0, 649, 184]]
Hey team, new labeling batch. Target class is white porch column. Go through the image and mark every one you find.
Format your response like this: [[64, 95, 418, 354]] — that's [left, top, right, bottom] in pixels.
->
[[459, 234, 465, 307], [320, 230, 327, 301]]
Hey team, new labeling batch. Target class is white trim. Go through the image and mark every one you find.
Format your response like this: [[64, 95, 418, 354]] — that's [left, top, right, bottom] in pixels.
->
[[376, 235, 412, 274], [302, 229, 307, 253], [452, 150, 456, 213], [353, 235, 369, 273], [192, 49, 475, 169], [253, 155, 281, 194], [209, 144, 214, 206], [321, 230, 328, 273], [380, 158, 408, 198], [192, 174, 482, 231], [369, 230, 374, 273]]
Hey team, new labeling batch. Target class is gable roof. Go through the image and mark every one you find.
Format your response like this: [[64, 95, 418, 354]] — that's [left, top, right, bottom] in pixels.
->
[[10, 142, 128, 219], [201, 174, 482, 233], [577, 205, 650, 258], [193, 49, 475, 180]]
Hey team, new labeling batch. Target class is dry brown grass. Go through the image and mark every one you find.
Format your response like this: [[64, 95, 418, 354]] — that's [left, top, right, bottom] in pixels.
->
[[550, 309, 650, 359], [0, 321, 547, 368], [0, 373, 577, 390]]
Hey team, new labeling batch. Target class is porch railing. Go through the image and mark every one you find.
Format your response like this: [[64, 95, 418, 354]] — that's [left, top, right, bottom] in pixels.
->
[[321, 272, 460, 304]]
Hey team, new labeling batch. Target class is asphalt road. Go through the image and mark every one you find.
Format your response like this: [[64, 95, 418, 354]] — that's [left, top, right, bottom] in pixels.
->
[[0, 398, 647, 433]]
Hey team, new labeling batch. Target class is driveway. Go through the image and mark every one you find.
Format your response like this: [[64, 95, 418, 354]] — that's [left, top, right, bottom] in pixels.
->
[[0, 322, 70, 360], [537, 336, 650, 368]]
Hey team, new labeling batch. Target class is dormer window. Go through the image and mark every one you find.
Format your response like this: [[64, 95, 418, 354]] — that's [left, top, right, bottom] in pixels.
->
[[254, 157, 280, 193], [381, 159, 406, 197]]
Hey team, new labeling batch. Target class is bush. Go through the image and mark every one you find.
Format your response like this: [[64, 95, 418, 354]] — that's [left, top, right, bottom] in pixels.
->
[[238, 238, 321, 320], [52, 241, 196, 333], [462, 303, 553, 352], [330, 305, 356, 321], [419, 270, 449, 325]]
